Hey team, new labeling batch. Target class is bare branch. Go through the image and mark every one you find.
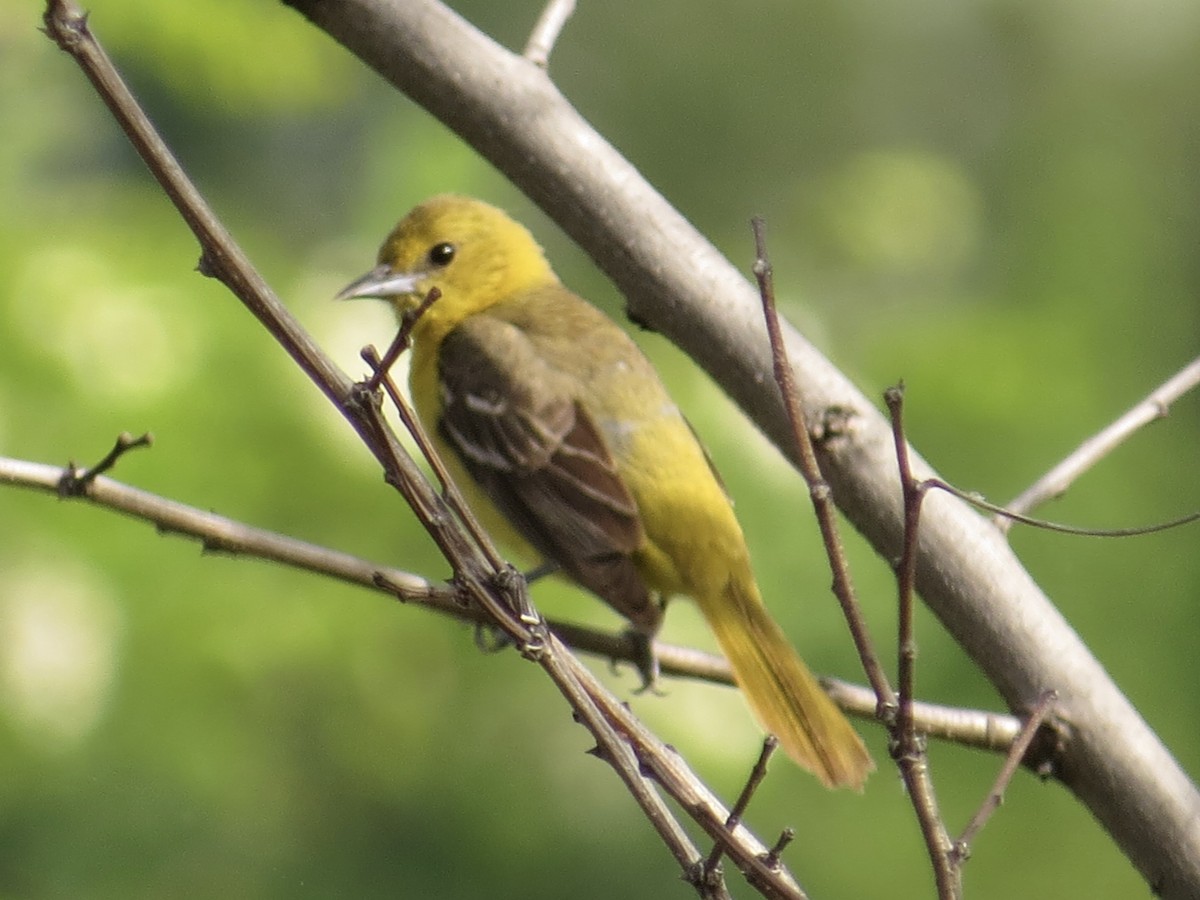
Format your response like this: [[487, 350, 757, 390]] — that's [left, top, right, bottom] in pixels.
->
[[40, 0, 345, 405], [751, 217, 893, 715], [703, 738, 780, 878], [534, 633, 719, 892], [363, 286, 441, 393], [4, 451, 1029, 754], [1000, 355, 1200, 530], [886, 385, 959, 900], [362, 335, 511, 578], [953, 690, 1059, 860], [568, 658, 808, 900], [3, 454, 442, 600]]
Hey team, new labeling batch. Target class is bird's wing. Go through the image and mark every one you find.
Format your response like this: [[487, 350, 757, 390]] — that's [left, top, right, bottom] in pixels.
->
[[436, 314, 659, 631]]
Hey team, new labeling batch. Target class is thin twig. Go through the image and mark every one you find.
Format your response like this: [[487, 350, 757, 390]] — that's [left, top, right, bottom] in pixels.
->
[[362, 338, 546, 633], [999, 355, 1200, 532], [751, 216, 895, 715], [569, 655, 808, 900], [535, 633, 718, 891], [934, 478, 1200, 537], [885, 385, 959, 900], [350, 362, 539, 646], [523, 0, 576, 67], [703, 738, 779, 876], [362, 342, 511, 579], [365, 287, 441, 393], [952, 690, 1059, 862], [886, 385, 923, 734]]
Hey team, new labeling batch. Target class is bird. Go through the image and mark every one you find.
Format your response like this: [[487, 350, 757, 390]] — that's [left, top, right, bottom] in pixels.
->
[[337, 194, 872, 788]]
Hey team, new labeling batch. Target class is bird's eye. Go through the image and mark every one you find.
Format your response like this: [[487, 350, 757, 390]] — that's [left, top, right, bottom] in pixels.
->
[[427, 242, 456, 267]]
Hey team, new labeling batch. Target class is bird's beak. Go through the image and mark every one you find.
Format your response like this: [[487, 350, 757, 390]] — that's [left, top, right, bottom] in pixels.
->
[[334, 264, 421, 301]]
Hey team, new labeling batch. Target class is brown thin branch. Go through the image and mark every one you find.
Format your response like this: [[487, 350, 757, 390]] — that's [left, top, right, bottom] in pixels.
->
[[568, 658, 808, 900], [1000, 355, 1200, 532], [952, 690, 1059, 862], [886, 385, 924, 730], [535, 632, 720, 893], [886, 385, 959, 900], [3, 452, 1026, 754], [362, 338, 512, 582], [40, 1, 345, 406], [934, 479, 1200, 537], [703, 738, 780, 878], [5, 454, 440, 598], [364, 286, 441, 393], [751, 216, 894, 716]]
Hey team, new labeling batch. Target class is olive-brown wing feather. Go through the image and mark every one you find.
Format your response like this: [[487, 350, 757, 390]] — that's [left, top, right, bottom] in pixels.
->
[[437, 317, 659, 631]]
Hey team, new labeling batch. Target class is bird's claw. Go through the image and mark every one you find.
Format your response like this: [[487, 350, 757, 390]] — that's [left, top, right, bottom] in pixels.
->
[[623, 629, 664, 696]]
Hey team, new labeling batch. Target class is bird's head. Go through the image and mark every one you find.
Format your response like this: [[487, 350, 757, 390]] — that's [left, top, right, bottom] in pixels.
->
[[336, 195, 557, 330]]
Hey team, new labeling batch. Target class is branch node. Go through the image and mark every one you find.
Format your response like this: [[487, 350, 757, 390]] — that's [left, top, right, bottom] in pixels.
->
[[518, 619, 550, 662], [372, 570, 411, 602], [196, 248, 220, 280], [42, 0, 90, 51], [949, 839, 971, 865], [347, 365, 384, 410], [876, 697, 899, 729], [523, 0, 576, 67], [685, 856, 726, 894], [57, 431, 153, 497], [811, 404, 857, 444], [763, 827, 795, 870]]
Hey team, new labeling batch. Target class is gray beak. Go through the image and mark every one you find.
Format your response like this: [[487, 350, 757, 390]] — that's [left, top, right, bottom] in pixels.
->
[[335, 264, 421, 301]]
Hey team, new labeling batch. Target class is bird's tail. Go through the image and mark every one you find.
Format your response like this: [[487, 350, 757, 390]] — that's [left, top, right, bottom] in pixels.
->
[[698, 572, 873, 789]]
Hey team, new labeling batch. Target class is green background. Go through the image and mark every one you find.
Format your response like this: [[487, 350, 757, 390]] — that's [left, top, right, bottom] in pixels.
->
[[2, 1, 1198, 897]]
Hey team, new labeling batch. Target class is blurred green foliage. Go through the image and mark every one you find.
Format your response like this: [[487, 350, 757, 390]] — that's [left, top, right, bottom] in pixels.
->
[[2, 0, 1198, 897]]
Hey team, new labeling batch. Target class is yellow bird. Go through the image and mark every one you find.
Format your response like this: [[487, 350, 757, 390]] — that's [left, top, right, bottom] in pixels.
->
[[337, 195, 872, 788]]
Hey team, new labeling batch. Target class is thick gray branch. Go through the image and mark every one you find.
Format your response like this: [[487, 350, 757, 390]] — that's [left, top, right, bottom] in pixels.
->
[[284, 1, 1199, 894]]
